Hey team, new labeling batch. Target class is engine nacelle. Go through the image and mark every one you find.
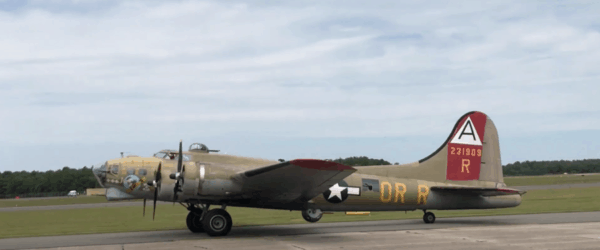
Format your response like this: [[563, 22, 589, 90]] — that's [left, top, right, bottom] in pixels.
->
[[197, 163, 242, 196]]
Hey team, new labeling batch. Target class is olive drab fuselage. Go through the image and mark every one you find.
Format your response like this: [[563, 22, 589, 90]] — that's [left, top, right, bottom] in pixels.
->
[[94, 112, 523, 214], [98, 151, 521, 212]]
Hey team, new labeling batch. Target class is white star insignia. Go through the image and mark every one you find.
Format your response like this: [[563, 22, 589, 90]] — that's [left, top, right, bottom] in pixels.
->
[[328, 183, 347, 200]]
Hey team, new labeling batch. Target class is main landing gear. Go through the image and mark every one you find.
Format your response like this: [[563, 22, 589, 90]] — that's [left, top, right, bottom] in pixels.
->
[[302, 208, 323, 223], [185, 204, 233, 236], [186, 209, 204, 233], [422, 210, 436, 224]]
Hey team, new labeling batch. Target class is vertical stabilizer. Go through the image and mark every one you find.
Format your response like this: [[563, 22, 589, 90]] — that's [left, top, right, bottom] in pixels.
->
[[415, 111, 504, 186], [359, 111, 504, 187]]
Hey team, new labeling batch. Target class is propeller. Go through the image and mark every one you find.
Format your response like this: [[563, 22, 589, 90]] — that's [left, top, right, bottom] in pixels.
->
[[170, 140, 185, 202], [146, 162, 162, 220]]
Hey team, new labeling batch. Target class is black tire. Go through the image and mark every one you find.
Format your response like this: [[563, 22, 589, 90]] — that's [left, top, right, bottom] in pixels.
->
[[186, 210, 204, 233], [302, 209, 323, 223], [202, 209, 232, 236], [423, 212, 436, 224]]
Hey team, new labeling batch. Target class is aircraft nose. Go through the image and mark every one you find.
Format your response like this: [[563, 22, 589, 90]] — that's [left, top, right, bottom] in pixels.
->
[[92, 162, 107, 188]]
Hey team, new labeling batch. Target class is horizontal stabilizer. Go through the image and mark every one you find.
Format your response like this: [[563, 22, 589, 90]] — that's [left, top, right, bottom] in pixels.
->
[[431, 186, 526, 197]]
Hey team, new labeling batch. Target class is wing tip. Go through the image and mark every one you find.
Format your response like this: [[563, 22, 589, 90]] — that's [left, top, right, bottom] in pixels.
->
[[290, 159, 356, 171]]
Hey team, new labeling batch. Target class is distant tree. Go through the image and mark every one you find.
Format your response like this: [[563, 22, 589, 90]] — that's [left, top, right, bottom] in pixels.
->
[[326, 156, 391, 166]]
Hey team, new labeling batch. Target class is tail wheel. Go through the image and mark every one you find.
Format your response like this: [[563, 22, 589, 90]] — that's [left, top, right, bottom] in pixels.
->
[[202, 209, 232, 236], [186, 210, 204, 233], [302, 208, 323, 223], [423, 212, 436, 224]]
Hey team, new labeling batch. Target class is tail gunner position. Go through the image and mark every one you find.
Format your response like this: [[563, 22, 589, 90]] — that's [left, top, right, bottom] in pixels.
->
[[92, 111, 525, 236]]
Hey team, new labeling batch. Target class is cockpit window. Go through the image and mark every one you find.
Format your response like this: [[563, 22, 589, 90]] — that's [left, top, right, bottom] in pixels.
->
[[153, 152, 167, 158], [153, 152, 191, 161]]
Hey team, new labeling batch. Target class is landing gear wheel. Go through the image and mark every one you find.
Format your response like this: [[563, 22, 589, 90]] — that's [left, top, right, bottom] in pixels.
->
[[423, 212, 436, 224], [186, 210, 204, 233], [202, 209, 232, 236], [302, 208, 323, 223]]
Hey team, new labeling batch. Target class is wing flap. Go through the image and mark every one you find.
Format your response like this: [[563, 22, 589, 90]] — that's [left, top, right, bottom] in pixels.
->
[[431, 186, 526, 197], [236, 159, 356, 203]]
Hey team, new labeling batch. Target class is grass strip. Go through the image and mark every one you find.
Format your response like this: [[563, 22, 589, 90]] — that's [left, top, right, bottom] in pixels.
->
[[0, 196, 138, 208], [504, 174, 600, 186]]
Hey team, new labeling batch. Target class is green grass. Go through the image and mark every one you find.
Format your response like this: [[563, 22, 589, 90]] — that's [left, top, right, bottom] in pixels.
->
[[504, 174, 600, 186], [0, 196, 138, 208], [1, 187, 599, 239]]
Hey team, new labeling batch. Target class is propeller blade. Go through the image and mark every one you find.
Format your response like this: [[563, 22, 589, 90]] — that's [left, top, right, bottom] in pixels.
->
[[181, 164, 185, 186], [143, 198, 146, 217], [177, 140, 183, 173], [173, 140, 185, 202], [173, 181, 180, 201], [153, 186, 158, 221], [151, 162, 162, 221], [156, 162, 162, 182]]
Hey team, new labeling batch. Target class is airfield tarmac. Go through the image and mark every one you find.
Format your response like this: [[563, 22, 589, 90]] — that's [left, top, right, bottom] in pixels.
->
[[1, 211, 600, 250]]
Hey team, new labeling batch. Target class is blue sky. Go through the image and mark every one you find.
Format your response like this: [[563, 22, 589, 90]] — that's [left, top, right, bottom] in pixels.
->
[[1, 0, 599, 172]]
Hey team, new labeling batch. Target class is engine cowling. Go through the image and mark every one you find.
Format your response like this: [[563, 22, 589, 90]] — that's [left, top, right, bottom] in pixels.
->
[[197, 163, 242, 197]]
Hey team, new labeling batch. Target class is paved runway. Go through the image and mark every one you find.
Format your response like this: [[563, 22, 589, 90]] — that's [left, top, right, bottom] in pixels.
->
[[33, 222, 600, 250], [2, 211, 600, 250]]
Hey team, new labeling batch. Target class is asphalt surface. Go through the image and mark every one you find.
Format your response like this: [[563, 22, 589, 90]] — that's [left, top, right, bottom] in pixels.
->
[[2, 211, 600, 250], [34, 222, 600, 250]]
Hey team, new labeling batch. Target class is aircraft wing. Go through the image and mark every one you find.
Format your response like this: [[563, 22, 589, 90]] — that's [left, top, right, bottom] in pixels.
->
[[235, 159, 357, 203], [430, 186, 526, 197]]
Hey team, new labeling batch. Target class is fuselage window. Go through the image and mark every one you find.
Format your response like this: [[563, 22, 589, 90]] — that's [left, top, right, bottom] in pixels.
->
[[127, 169, 135, 175], [362, 178, 380, 192], [110, 165, 120, 175], [139, 169, 148, 176]]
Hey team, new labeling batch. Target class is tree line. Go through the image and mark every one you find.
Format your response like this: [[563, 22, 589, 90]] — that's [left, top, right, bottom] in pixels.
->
[[503, 159, 600, 176], [0, 166, 99, 199], [327, 156, 393, 166], [1, 158, 599, 198]]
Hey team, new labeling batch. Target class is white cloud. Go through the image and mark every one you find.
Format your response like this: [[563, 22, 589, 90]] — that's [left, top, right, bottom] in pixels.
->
[[0, 1, 599, 169]]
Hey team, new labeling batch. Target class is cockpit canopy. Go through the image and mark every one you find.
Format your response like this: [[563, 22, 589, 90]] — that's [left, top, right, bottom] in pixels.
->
[[153, 150, 191, 161]]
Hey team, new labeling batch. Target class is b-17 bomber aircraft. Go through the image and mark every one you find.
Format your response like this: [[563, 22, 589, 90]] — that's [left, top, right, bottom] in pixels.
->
[[91, 111, 525, 236]]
